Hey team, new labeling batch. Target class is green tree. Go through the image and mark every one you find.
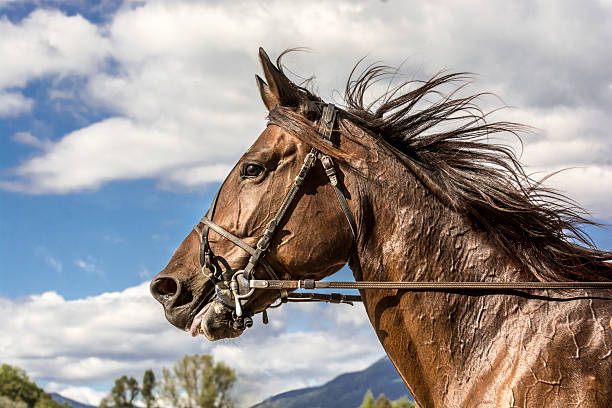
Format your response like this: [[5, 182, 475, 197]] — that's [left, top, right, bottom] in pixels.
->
[[374, 394, 392, 408], [0, 365, 39, 406], [159, 354, 236, 408], [359, 390, 375, 408], [358, 391, 414, 408], [98, 396, 111, 408], [141, 369, 156, 408], [105, 375, 140, 408], [34, 395, 69, 408], [0, 364, 69, 408]]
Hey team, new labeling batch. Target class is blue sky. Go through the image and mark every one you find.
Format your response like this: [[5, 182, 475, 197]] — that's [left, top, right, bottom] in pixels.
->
[[1, 0, 612, 406], [0, 17, 217, 298], [1, 179, 212, 297]]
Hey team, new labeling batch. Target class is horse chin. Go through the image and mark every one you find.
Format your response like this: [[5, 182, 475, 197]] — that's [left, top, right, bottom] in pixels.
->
[[200, 300, 243, 341]]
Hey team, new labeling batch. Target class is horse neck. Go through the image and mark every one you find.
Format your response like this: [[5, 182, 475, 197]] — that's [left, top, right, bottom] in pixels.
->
[[347, 149, 531, 406], [349, 144, 527, 282]]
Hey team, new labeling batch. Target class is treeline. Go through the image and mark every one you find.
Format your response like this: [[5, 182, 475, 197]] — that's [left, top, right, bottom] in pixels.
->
[[99, 354, 235, 408], [0, 364, 70, 408], [0, 354, 234, 408], [358, 390, 414, 408]]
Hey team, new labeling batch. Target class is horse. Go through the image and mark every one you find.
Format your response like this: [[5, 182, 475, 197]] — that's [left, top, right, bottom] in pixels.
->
[[151, 48, 612, 407]]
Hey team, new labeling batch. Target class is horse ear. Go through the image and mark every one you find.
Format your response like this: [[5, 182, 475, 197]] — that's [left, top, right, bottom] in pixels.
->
[[257, 47, 300, 110], [255, 75, 278, 111]]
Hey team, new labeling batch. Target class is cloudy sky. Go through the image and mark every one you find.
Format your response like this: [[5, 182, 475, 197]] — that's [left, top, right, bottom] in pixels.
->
[[1, 0, 612, 406]]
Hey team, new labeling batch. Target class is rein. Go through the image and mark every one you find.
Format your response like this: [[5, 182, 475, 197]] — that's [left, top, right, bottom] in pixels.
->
[[248, 279, 612, 291], [194, 103, 612, 332]]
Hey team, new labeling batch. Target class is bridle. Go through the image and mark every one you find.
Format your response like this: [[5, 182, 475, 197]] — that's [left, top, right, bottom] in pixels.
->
[[194, 103, 358, 330], [194, 103, 612, 332]]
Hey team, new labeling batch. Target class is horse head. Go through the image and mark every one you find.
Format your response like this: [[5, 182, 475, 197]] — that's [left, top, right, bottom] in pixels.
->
[[150, 48, 357, 340]]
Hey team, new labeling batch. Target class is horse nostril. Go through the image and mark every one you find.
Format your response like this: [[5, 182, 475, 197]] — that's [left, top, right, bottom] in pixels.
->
[[157, 278, 178, 296], [151, 277, 180, 305]]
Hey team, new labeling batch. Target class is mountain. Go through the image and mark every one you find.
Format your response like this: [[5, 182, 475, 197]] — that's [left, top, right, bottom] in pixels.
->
[[50, 392, 96, 408], [251, 356, 412, 408]]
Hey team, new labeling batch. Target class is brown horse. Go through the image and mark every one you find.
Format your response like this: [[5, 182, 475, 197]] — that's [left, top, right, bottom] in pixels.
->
[[151, 48, 612, 407]]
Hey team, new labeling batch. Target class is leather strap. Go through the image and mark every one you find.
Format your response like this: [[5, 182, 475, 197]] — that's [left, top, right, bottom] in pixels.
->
[[197, 217, 279, 280], [283, 292, 360, 305], [199, 217, 257, 257], [317, 103, 357, 237], [250, 279, 612, 291], [320, 154, 357, 238]]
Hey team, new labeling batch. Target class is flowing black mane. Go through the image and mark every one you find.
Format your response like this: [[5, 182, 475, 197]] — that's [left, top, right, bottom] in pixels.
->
[[268, 54, 612, 282]]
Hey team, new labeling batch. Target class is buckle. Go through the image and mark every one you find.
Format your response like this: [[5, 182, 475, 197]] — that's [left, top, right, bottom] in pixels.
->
[[320, 155, 338, 185], [304, 151, 317, 166], [201, 264, 218, 280], [319, 104, 336, 143]]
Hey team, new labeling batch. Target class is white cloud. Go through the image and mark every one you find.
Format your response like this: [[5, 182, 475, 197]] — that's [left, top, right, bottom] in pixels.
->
[[74, 257, 103, 276], [0, 0, 609, 217], [12, 131, 52, 150], [0, 91, 33, 116], [46, 256, 63, 273], [0, 284, 211, 394], [3, 114, 252, 193], [0, 283, 383, 406], [532, 166, 612, 220], [491, 106, 612, 218], [35, 246, 63, 274], [0, 9, 110, 89]]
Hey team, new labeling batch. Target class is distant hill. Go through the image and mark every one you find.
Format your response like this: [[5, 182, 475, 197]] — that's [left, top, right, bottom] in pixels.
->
[[50, 393, 95, 408], [251, 356, 412, 408]]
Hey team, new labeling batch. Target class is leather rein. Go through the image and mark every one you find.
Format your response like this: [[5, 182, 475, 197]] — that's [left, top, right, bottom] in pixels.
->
[[194, 103, 612, 331]]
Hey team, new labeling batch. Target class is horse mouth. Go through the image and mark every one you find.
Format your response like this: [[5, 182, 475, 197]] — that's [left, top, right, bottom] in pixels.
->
[[189, 297, 243, 341]]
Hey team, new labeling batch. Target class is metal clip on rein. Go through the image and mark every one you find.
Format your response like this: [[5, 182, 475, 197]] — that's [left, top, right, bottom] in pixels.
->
[[230, 271, 254, 316]]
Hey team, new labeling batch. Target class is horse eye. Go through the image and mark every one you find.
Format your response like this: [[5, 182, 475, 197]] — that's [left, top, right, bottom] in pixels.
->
[[242, 163, 264, 178]]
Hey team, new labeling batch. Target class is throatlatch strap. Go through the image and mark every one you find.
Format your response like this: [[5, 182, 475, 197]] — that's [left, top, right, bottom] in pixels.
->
[[320, 154, 357, 238], [318, 104, 357, 239]]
